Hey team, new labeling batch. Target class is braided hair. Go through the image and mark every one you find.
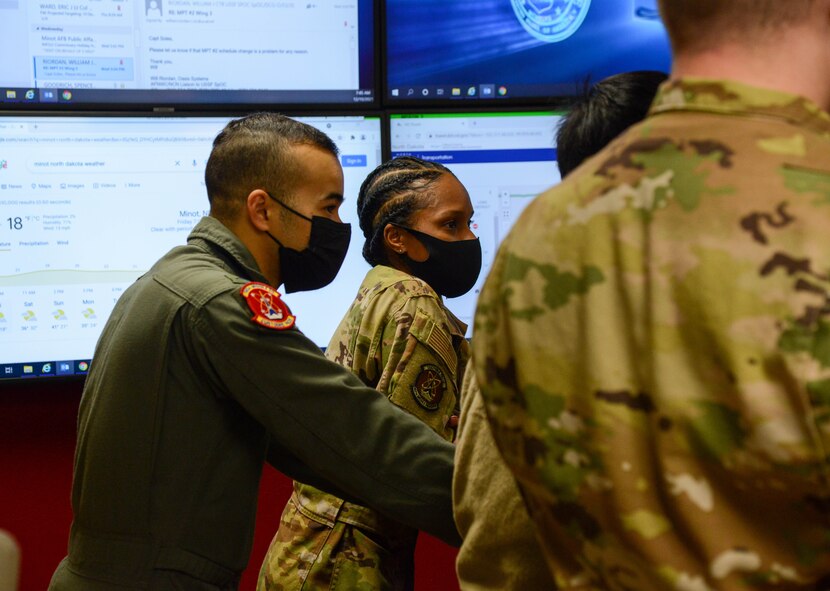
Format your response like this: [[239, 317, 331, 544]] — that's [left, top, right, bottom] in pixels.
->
[[357, 156, 454, 266]]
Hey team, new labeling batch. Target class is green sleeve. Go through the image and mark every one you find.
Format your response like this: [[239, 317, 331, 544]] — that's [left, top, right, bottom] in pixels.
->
[[192, 289, 461, 546]]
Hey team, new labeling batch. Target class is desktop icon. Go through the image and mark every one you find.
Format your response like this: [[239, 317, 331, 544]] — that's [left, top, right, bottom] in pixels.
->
[[480, 84, 495, 98], [451, 88, 461, 96], [42, 363, 52, 373], [421, 88, 429, 96], [78, 361, 90, 372], [498, 86, 508, 96], [40, 89, 57, 102], [391, 88, 400, 96], [58, 361, 74, 375], [5, 90, 16, 99], [23, 365, 33, 374], [3, 366, 12, 375], [61, 90, 73, 101], [436, 88, 445, 96], [467, 86, 477, 97], [24, 89, 35, 100]]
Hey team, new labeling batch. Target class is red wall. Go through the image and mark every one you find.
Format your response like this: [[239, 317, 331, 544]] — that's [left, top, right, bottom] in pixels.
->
[[0, 380, 459, 591]]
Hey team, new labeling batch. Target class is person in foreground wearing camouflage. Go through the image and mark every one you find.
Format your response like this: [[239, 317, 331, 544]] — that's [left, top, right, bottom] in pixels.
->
[[453, 70, 667, 591], [258, 156, 479, 590], [473, 0, 830, 589]]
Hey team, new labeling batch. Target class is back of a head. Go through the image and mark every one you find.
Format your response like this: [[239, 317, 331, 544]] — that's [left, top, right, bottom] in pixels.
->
[[205, 113, 339, 222], [556, 70, 668, 178], [657, 0, 817, 55], [357, 156, 453, 266]]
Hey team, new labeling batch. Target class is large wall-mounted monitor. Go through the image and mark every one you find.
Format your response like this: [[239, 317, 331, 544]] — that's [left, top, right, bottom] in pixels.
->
[[385, 0, 671, 104], [0, 0, 376, 109], [0, 114, 382, 380], [390, 110, 563, 333]]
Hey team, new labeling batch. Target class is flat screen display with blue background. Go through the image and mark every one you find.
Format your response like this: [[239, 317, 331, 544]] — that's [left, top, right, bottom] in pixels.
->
[[385, 0, 671, 102]]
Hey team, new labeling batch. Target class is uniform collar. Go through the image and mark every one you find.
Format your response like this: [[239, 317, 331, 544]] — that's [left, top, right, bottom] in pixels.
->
[[650, 77, 830, 138], [366, 265, 469, 338], [188, 216, 268, 283]]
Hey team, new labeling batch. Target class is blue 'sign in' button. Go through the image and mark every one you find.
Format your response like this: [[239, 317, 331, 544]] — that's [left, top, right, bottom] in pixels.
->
[[341, 155, 367, 167]]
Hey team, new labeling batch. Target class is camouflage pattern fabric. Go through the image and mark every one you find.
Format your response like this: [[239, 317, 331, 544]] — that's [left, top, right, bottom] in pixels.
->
[[259, 265, 469, 591], [453, 363, 555, 590], [473, 78, 830, 590]]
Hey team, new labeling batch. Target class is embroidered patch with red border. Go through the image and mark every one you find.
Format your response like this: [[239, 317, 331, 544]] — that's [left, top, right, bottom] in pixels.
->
[[240, 282, 295, 331], [411, 364, 446, 411]]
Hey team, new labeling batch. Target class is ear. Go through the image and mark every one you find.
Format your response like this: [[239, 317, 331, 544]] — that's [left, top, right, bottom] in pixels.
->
[[383, 223, 407, 255], [246, 189, 271, 232]]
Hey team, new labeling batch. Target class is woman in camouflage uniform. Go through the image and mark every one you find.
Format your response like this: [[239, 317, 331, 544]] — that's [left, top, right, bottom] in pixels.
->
[[257, 156, 481, 591]]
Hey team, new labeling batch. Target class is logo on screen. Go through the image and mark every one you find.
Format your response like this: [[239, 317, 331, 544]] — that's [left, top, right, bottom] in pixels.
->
[[511, 0, 591, 43]]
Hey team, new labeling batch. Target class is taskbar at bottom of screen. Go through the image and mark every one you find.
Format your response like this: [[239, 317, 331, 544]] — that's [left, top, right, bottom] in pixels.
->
[[1, 359, 91, 380]]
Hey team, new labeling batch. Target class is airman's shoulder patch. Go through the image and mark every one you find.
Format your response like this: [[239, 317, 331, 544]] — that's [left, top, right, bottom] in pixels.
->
[[411, 364, 446, 411], [240, 282, 295, 331]]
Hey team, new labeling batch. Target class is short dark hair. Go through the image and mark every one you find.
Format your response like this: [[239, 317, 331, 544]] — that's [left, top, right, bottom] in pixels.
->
[[357, 156, 453, 266], [205, 113, 339, 221], [658, 0, 817, 54], [556, 71, 667, 178]]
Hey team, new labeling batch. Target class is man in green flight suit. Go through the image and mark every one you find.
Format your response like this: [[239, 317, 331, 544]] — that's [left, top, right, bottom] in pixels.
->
[[48, 113, 460, 591], [474, 0, 830, 589]]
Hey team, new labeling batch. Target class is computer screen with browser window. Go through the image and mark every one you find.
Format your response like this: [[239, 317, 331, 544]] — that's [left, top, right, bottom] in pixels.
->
[[389, 110, 564, 333], [0, 114, 382, 380], [0, 0, 376, 108]]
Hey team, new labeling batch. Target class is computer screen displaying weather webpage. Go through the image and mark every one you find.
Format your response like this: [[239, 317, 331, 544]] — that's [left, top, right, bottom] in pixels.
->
[[0, 114, 381, 380], [390, 111, 563, 335], [385, 0, 670, 102], [0, 0, 375, 106]]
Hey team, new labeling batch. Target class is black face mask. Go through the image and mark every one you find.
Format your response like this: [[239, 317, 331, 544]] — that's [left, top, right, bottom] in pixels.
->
[[397, 226, 482, 298], [266, 193, 351, 293]]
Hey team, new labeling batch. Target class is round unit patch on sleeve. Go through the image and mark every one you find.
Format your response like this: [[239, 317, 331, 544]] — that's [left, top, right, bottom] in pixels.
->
[[240, 282, 296, 331], [411, 364, 447, 411]]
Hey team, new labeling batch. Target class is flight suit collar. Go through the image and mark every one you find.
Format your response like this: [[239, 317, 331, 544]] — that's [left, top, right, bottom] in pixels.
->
[[651, 77, 830, 138], [188, 216, 269, 284]]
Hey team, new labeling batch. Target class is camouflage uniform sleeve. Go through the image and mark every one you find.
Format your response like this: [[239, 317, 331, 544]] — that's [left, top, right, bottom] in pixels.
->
[[378, 292, 461, 442]]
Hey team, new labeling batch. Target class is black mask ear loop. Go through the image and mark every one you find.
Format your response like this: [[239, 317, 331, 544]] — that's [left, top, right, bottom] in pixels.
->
[[263, 191, 306, 249], [266, 192, 313, 223]]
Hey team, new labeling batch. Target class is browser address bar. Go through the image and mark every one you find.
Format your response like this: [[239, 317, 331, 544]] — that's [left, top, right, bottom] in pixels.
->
[[27, 154, 209, 174]]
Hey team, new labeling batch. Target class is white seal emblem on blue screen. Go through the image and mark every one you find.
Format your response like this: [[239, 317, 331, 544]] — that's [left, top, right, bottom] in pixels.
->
[[511, 0, 592, 43]]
